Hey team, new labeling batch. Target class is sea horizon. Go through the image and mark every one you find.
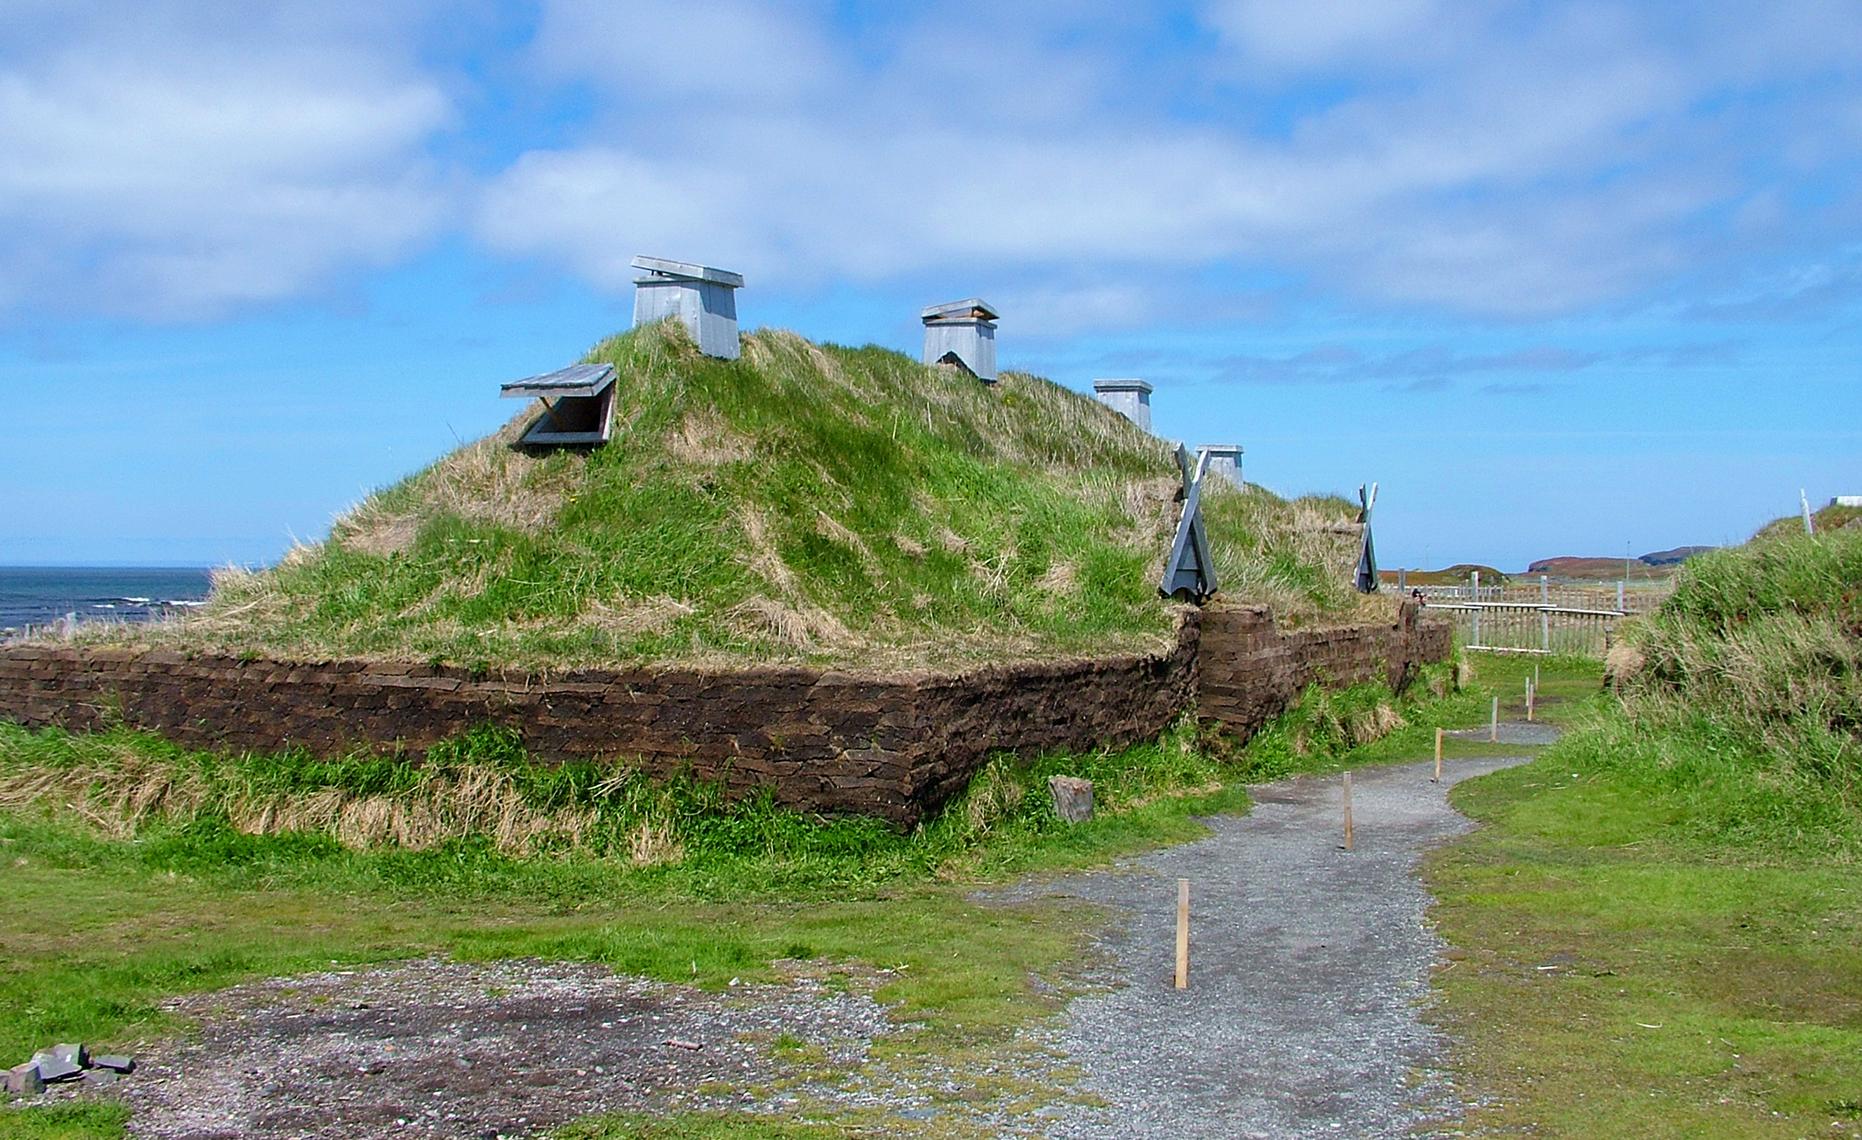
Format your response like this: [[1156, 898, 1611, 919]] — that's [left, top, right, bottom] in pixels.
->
[[0, 565, 216, 633]]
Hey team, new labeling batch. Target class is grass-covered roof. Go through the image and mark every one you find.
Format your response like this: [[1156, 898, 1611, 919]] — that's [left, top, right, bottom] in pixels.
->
[[110, 321, 1379, 670]]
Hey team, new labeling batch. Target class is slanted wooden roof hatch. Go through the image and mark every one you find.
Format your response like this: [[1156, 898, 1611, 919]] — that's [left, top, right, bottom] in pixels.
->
[[500, 362, 618, 447]]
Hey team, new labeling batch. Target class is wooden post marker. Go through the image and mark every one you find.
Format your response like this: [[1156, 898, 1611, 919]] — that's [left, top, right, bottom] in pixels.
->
[[1342, 771, 1355, 851], [1434, 727, 1444, 782], [1174, 878, 1190, 990], [1490, 697, 1499, 742], [1526, 677, 1535, 722]]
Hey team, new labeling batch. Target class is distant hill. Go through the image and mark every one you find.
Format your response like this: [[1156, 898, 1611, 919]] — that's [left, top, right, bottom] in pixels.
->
[[1380, 564, 1508, 586], [1525, 556, 1673, 581], [1638, 545, 1715, 566]]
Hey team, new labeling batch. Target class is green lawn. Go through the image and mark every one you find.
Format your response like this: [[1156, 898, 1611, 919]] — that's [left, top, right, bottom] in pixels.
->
[[1428, 657, 1862, 1138]]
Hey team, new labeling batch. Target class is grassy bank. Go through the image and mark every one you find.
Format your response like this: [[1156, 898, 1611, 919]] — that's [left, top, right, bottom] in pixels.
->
[[1429, 529, 1862, 1136], [65, 322, 1377, 673], [0, 717, 1244, 902]]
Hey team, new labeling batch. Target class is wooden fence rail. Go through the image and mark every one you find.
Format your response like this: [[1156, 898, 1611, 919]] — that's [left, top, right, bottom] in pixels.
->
[[1421, 601, 1624, 657], [1402, 570, 1673, 626]]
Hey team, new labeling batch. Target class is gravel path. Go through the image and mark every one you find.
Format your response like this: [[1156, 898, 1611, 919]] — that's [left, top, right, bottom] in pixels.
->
[[1007, 732, 1548, 1139]]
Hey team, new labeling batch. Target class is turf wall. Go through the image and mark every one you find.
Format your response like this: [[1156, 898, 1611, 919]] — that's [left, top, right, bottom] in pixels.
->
[[0, 604, 1447, 825]]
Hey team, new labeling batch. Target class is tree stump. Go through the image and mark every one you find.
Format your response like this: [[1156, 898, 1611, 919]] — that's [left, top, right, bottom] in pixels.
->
[[1048, 776, 1094, 824]]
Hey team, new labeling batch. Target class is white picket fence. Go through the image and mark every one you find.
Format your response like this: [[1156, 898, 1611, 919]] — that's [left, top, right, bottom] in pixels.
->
[[1411, 570, 1671, 657], [1420, 601, 1624, 657]]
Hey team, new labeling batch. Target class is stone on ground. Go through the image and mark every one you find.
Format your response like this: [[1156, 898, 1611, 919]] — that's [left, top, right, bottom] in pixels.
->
[[31, 1052, 81, 1083], [1049, 775, 1095, 824], [6, 1062, 45, 1096]]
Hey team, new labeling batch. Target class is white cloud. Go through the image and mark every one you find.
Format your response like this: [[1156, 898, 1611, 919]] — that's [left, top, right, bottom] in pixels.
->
[[477, 147, 759, 290], [0, 4, 453, 320], [476, 0, 1862, 322], [12, 1, 1856, 325]]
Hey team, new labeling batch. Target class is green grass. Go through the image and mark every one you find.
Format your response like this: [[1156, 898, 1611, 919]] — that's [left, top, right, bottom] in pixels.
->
[[82, 321, 1376, 672], [1432, 715, 1862, 1137], [1226, 654, 1509, 780], [1752, 500, 1862, 542], [0, 1105, 131, 1140], [1428, 530, 1862, 1136], [0, 714, 1251, 1083], [0, 717, 1243, 896], [1613, 529, 1862, 816], [1464, 650, 1605, 726]]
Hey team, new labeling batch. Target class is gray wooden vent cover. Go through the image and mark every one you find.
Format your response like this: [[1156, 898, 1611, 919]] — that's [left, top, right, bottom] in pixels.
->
[[1093, 378, 1153, 432], [501, 362, 618, 447], [1159, 445, 1219, 603], [632, 256, 743, 360], [921, 297, 999, 382], [1197, 444, 1243, 488], [1354, 482, 1379, 593]]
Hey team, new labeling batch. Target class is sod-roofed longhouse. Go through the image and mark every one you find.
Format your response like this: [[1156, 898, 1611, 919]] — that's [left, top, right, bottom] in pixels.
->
[[0, 316, 1435, 823]]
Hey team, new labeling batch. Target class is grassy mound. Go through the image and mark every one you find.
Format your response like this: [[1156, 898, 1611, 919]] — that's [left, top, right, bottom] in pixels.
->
[[102, 321, 1375, 671], [1576, 527, 1861, 852], [1613, 529, 1861, 780]]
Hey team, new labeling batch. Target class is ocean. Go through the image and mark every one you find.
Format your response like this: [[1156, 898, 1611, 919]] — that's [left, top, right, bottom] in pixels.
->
[[0, 566, 214, 635]]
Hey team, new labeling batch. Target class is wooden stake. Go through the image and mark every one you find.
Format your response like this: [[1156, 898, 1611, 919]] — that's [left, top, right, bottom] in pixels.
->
[[1526, 677, 1535, 722], [1174, 878, 1190, 990], [1490, 696, 1499, 742], [1342, 771, 1355, 851], [1434, 727, 1444, 782]]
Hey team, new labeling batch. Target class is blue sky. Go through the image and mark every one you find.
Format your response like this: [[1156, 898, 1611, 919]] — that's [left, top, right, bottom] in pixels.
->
[[1, 1, 1856, 571]]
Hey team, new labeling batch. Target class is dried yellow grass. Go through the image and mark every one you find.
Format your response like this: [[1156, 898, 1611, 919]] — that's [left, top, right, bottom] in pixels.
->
[[667, 407, 750, 468], [626, 819, 685, 866], [0, 755, 609, 858], [738, 505, 800, 595], [332, 410, 579, 557], [582, 596, 696, 637], [727, 596, 854, 652], [814, 510, 880, 569], [1037, 561, 1080, 596]]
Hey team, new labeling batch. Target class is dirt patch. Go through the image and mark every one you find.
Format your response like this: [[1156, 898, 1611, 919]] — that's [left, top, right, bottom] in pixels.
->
[[72, 957, 896, 1138]]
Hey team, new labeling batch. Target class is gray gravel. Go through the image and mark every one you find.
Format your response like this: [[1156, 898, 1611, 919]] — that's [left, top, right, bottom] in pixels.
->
[[102, 957, 898, 1139], [1003, 748, 1539, 1139], [1450, 720, 1562, 746]]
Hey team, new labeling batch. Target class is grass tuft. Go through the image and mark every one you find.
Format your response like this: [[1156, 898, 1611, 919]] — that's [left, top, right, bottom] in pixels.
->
[[1608, 528, 1862, 838]]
